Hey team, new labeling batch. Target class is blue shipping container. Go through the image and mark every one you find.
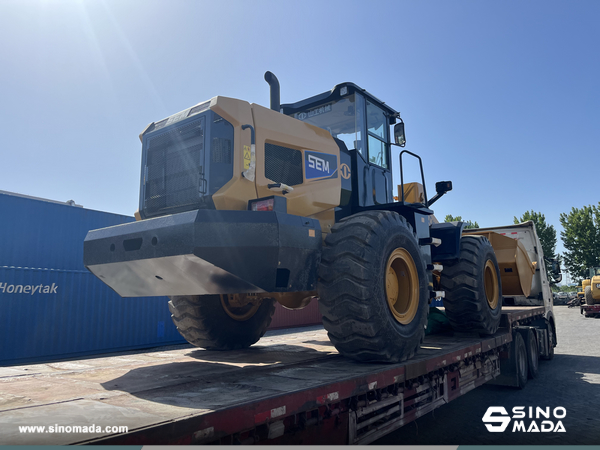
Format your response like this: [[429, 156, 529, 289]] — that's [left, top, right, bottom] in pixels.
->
[[0, 191, 185, 365]]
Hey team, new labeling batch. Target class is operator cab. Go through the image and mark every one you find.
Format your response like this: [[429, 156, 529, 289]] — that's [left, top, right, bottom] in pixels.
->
[[281, 83, 399, 219]]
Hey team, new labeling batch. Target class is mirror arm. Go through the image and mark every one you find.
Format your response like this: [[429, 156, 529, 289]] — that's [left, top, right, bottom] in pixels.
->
[[426, 191, 446, 208]]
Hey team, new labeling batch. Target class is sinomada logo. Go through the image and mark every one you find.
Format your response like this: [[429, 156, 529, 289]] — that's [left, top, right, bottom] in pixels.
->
[[482, 406, 566, 433]]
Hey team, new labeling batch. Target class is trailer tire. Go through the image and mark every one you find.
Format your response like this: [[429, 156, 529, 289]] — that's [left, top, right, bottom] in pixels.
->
[[168, 295, 276, 350], [518, 328, 539, 379], [439, 235, 502, 335], [317, 211, 429, 363], [585, 286, 595, 305], [513, 331, 528, 389]]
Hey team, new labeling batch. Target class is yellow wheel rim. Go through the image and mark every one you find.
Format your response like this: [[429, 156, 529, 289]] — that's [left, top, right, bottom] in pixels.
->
[[484, 260, 500, 309], [385, 248, 420, 325], [220, 294, 261, 321]]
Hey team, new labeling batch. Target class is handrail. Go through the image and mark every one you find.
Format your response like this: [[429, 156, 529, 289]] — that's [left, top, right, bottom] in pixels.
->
[[399, 150, 427, 205]]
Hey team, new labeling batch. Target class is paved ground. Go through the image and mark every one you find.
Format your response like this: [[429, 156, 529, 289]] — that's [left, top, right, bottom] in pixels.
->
[[374, 305, 600, 445]]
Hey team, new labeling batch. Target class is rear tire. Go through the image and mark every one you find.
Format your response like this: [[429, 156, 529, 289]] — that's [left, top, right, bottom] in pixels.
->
[[585, 286, 595, 305], [513, 331, 528, 389], [439, 236, 503, 335], [168, 295, 275, 350], [518, 328, 539, 379], [317, 211, 429, 363]]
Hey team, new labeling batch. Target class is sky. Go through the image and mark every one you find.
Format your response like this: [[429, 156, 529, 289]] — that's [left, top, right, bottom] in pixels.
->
[[1, 0, 598, 269]]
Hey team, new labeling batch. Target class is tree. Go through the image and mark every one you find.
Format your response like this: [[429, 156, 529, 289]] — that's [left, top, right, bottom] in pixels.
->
[[559, 204, 600, 281], [514, 210, 557, 281], [444, 215, 479, 229]]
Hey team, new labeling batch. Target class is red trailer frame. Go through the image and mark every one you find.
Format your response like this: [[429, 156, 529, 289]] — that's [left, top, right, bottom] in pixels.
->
[[581, 304, 600, 318], [0, 307, 550, 446]]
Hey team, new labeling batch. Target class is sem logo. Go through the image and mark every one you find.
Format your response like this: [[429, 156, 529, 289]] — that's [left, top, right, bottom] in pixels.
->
[[482, 406, 566, 433], [308, 154, 329, 173], [305, 151, 337, 180]]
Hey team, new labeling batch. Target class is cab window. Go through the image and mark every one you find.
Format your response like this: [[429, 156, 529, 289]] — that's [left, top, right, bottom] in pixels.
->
[[366, 100, 388, 169], [292, 93, 365, 156]]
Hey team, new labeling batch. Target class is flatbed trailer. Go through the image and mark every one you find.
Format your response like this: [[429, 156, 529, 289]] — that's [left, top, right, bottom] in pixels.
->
[[581, 304, 600, 318], [0, 306, 552, 445]]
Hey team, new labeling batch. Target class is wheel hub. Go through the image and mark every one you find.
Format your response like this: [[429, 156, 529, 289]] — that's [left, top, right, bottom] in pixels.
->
[[385, 248, 419, 325], [484, 259, 499, 309], [220, 294, 261, 321]]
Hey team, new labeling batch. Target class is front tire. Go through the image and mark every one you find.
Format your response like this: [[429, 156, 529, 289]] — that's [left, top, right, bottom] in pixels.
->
[[317, 211, 429, 363], [439, 235, 502, 335], [168, 294, 275, 350]]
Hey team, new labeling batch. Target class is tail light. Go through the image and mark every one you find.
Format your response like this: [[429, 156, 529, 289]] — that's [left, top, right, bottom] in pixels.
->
[[248, 196, 287, 213], [250, 199, 275, 211]]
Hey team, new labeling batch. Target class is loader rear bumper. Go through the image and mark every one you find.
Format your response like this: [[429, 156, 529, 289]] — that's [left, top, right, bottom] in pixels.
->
[[84, 209, 322, 297]]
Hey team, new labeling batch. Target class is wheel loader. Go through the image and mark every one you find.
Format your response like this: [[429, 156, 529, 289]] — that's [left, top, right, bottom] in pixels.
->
[[583, 267, 600, 305], [85, 72, 523, 363]]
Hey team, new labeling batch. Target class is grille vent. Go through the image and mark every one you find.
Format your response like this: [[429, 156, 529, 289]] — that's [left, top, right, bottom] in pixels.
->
[[211, 137, 232, 164], [265, 144, 303, 186], [189, 101, 210, 117], [144, 117, 205, 215]]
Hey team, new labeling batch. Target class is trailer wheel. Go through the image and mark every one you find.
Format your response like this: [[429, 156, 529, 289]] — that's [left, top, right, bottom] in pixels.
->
[[317, 211, 429, 363], [513, 331, 528, 389], [439, 235, 502, 335], [168, 294, 275, 350], [518, 328, 539, 379], [585, 286, 595, 305]]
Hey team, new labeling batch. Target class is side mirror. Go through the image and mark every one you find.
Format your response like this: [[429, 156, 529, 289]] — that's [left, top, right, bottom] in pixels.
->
[[394, 122, 406, 147], [435, 181, 452, 195], [426, 180, 453, 208], [550, 259, 562, 283]]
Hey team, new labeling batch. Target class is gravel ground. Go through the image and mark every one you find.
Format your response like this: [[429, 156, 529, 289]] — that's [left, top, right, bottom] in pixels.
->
[[374, 305, 600, 445]]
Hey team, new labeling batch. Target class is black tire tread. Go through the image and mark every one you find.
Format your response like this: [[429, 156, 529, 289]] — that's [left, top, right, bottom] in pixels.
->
[[168, 295, 275, 350], [440, 235, 502, 335], [513, 332, 528, 389], [517, 328, 539, 379], [585, 286, 595, 305], [318, 211, 428, 363]]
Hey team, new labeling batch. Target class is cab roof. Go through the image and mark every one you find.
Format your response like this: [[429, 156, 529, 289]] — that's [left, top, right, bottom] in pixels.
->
[[281, 82, 399, 121]]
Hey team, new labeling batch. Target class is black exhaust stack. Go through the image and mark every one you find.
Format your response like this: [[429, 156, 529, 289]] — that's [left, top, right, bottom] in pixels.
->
[[264, 71, 280, 112]]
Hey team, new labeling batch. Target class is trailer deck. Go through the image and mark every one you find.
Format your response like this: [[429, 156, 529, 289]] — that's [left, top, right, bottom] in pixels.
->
[[581, 304, 600, 318], [0, 306, 545, 445]]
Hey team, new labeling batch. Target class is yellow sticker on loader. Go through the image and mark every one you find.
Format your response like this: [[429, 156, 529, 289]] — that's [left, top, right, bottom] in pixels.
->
[[243, 145, 251, 170]]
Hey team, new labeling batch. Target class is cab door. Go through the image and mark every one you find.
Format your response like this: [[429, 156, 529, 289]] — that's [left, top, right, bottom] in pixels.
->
[[357, 99, 393, 206]]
